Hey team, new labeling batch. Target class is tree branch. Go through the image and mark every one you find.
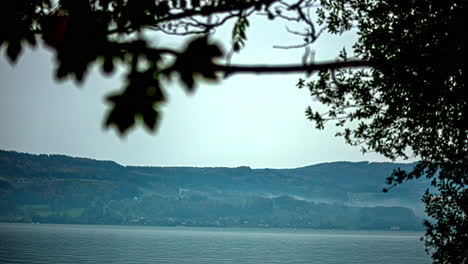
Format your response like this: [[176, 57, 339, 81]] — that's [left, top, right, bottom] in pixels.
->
[[151, 1, 274, 26], [215, 60, 372, 76]]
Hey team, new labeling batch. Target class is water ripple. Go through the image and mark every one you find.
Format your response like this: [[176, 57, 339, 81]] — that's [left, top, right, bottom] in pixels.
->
[[0, 223, 430, 264]]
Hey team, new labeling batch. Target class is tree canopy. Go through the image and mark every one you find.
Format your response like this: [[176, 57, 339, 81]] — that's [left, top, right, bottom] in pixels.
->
[[299, 1, 467, 262], [1, 0, 467, 263]]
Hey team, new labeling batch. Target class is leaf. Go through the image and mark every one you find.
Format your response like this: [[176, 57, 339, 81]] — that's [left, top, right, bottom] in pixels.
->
[[102, 56, 115, 75], [267, 11, 275, 20], [74, 67, 87, 83], [104, 67, 165, 135], [142, 108, 159, 131], [296, 79, 305, 89], [232, 16, 249, 53], [169, 36, 223, 92], [6, 41, 22, 64], [105, 105, 135, 135], [180, 69, 195, 91], [55, 65, 68, 80], [233, 42, 240, 52], [25, 33, 37, 47]]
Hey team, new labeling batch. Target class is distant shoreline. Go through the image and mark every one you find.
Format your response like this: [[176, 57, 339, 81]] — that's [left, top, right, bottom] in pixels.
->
[[0, 221, 424, 232]]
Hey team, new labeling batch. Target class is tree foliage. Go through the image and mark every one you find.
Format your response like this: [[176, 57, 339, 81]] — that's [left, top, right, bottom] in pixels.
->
[[297, 1, 467, 263], [1, 0, 368, 134], [1, 0, 467, 262]]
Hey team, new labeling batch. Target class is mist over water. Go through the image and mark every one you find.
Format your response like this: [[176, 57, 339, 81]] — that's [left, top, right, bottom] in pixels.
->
[[0, 223, 430, 264]]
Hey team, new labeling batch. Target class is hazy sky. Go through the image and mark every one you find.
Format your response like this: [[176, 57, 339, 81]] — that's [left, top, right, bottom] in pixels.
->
[[0, 15, 405, 168]]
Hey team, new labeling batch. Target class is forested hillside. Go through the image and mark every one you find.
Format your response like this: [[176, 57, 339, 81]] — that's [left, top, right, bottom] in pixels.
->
[[0, 150, 427, 230]]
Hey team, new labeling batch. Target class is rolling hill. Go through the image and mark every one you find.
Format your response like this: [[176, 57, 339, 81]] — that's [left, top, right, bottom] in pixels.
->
[[0, 150, 429, 230]]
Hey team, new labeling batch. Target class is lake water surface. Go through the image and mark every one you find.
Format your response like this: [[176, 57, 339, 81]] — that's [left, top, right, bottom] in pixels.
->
[[0, 223, 430, 264]]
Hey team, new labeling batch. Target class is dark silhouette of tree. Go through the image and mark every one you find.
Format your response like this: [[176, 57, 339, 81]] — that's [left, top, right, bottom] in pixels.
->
[[1, 0, 466, 263], [298, 1, 467, 263]]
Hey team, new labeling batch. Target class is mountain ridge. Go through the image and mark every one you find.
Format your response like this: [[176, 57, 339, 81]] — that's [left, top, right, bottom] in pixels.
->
[[0, 148, 417, 169]]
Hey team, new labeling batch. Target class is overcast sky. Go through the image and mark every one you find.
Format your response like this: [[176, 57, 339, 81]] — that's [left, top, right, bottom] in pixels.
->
[[0, 15, 409, 168]]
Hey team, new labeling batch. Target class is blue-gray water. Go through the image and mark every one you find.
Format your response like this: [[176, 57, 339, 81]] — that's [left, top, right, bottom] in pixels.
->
[[0, 223, 430, 264]]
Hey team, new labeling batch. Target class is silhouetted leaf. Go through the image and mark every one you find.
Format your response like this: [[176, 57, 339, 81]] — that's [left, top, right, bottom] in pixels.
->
[[168, 36, 223, 92], [142, 108, 159, 131], [6, 41, 22, 64], [104, 67, 165, 134], [105, 105, 135, 135], [102, 56, 115, 75], [24, 33, 37, 47]]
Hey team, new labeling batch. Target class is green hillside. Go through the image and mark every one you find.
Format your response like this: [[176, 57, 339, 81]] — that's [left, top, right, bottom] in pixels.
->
[[0, 150, 427, 230]]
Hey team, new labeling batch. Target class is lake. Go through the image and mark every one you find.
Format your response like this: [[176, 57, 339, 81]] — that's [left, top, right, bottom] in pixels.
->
[[0, 223, 430, 264]]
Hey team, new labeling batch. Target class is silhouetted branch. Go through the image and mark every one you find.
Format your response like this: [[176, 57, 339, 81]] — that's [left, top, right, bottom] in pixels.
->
[[215, 59, 372, 76], [150, 1, 271, 26]]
